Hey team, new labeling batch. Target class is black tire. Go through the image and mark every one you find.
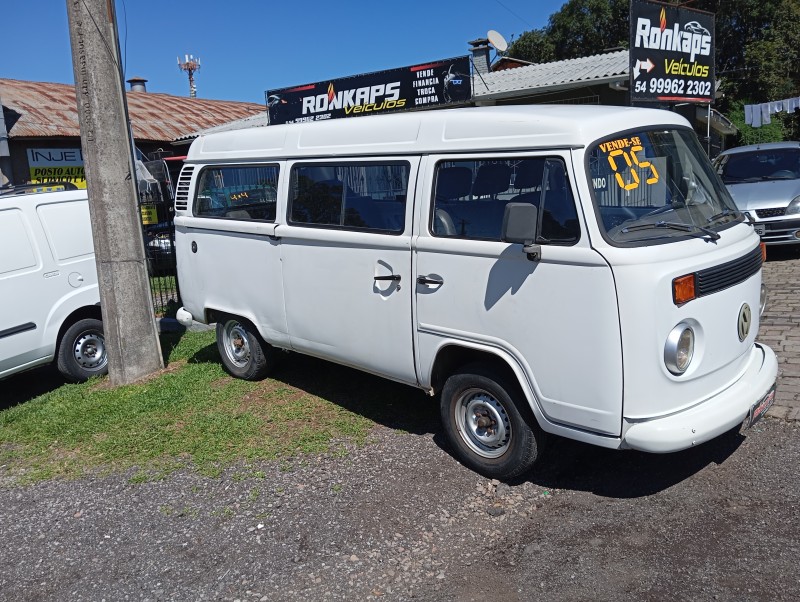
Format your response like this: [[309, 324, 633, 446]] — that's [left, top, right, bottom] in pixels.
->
[[440, 365, 545, 480], [216, 317, 274, 380], [56, 318, 108, 383]]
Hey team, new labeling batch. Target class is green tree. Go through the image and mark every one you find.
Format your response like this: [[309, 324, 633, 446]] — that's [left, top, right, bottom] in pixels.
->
[[508, 0, 628, 62], [507, 28, 555, 63], [548, 0, 629, 59]]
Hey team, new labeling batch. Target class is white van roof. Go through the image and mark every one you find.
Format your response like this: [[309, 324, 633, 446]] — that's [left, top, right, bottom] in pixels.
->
[[186, 105, 690, 162]]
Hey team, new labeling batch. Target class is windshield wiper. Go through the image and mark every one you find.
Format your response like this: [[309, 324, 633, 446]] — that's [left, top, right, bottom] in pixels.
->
[[621, 220, 721, 240], [706, 208, 743, 224], [640, 201, 685, 218]]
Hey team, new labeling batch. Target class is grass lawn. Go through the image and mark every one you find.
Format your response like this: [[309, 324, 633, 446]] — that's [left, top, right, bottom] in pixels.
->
[[0, 330, 433, 484]]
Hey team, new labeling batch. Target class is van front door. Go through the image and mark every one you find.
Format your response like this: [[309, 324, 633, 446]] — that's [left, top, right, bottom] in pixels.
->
[[414, 154, 623, 436], [278, 159, 418, 385]]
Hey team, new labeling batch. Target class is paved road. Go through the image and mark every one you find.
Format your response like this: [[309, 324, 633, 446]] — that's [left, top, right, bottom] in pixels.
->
[[760, 245, 800, 419]]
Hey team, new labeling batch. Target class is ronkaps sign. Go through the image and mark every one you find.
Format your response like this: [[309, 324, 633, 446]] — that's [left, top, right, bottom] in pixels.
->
[[629, 0, 715, 103]]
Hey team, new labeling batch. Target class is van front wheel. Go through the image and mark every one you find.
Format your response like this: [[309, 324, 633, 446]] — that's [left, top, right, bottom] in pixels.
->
[[216, 318, 273, 380], [57, 318, 108, 383], [440, 367, 544, 480]]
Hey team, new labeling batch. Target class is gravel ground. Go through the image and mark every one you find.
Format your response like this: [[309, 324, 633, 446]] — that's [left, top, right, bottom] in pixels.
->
[[1, 415, 798, 602]]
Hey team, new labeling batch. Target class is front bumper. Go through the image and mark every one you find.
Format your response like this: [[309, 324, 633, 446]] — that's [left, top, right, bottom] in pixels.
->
[[753, 217, 800, 245], [622, 343, 778, 453]]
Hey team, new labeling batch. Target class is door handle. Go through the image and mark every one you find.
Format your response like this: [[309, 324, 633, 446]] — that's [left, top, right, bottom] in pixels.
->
[[417, 275, 444, 286], [374, 274, 401, 282]]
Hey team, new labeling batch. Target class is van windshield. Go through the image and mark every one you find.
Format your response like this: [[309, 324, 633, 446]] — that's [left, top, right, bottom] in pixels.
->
[[588, 128, 742, 245]]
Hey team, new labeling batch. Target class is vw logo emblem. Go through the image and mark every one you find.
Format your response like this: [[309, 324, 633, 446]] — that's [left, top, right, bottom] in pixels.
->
[[738, 303, 752, 342]]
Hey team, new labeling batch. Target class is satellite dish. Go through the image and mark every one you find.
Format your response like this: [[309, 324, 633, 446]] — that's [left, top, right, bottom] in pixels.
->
[[487, 29, 508, 53]]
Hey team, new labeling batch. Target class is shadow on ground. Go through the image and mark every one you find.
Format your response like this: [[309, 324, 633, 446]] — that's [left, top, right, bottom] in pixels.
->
[[189, 344, 440, 437], [766, 245, 800, 262], [515, 425, 745, 498], [1, 364, 67, 411]]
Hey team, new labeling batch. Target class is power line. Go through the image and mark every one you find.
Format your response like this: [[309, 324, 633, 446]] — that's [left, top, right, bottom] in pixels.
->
[[493, 0, 534, 29]]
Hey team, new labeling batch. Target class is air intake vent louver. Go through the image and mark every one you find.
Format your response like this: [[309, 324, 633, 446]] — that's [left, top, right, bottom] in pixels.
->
[[755, 207, 786, 219], [174, 165, 195, 212], [695, 246, 763, 298]]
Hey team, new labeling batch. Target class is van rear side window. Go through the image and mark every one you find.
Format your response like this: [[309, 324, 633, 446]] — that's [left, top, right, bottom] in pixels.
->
[[288, 162, 409, 234], [432, 158, 580, 243], [194, 165, 278, 221]]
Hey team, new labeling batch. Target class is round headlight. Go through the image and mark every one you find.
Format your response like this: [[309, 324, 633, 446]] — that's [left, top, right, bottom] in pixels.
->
[[787, 196, 800, 216], [760, 283, 768, 316], [665, 324, 695, 375]]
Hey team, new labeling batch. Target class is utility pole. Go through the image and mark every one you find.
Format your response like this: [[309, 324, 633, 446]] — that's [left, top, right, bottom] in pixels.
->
[[65, 0, 164, 385]]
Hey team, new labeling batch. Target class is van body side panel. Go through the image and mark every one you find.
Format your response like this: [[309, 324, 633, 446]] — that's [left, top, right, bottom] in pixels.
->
[[175, 217, 288, 346], [0, 207, 47, 373], [414, 239, 622, 434], [279, 228, 416, 384]]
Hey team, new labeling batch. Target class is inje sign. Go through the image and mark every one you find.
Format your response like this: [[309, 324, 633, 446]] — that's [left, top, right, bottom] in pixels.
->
[[630, 0, 715, 103], [266, 56, 471, 125]]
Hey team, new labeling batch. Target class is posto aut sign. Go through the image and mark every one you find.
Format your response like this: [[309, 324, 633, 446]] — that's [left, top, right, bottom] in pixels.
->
[[266, 56, 471, 125], [629, 0, 715, 104]]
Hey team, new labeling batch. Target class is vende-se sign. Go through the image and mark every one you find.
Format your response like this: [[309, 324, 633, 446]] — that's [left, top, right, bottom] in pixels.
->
[[629, 0, 715, 103], [266, 56, 471, 125]]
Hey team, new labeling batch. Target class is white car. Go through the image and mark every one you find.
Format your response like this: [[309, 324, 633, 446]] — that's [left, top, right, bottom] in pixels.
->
[[0, 187, 107, 382]]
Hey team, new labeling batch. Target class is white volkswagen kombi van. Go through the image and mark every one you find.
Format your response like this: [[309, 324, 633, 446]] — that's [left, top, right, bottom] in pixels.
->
[[174, 105, 777, 479], [0, 187, 107, 383]]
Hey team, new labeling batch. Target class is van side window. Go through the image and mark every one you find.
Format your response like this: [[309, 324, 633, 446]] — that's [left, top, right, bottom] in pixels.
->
[[432, 158, 580, 244], [194, 165, 278, 221], [289, 163, 409, 233]]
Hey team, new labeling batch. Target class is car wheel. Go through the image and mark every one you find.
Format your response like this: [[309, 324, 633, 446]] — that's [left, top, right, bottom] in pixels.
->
[[57, 318, 108, 383], [216, 317, 274, 380], [440, 365, 545, 480]]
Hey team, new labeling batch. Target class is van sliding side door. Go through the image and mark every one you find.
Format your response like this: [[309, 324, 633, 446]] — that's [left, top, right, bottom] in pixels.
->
[[278, 157, 420, 386]]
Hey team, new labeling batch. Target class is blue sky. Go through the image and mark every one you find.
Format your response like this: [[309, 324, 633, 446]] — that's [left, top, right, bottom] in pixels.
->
[[1, 0, 565, 105]]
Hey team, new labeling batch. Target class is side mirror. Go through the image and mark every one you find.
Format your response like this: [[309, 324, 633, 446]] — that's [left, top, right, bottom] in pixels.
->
[[502, 202, 541, 261]]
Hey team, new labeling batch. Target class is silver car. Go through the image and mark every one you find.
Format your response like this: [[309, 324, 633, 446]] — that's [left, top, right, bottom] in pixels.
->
[[714, 142, 800, 245]]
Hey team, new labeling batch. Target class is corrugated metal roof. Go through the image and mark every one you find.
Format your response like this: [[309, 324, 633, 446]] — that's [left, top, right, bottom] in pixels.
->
[[0, 78, 266, 142], [175, 110, 271, 141], [473, 50, 629, 100]]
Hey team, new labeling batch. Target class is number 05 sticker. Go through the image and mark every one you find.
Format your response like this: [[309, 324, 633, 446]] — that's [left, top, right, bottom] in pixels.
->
[[607, 146, 660, 191]]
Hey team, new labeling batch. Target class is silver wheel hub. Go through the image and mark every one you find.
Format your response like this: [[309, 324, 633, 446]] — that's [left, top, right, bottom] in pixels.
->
[[455, 388, 511, 459], [223, 321, 250, 367], [73, 332, 106, 369]]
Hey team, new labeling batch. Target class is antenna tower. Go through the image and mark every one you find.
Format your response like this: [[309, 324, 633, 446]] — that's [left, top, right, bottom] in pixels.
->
[[177, 54, 201, 97]]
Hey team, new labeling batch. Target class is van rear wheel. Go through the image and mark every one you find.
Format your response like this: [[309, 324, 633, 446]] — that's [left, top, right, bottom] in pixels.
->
[[216, 318, 274, 380], [57, 318, 108, 383], [440, 366, 544, 480]]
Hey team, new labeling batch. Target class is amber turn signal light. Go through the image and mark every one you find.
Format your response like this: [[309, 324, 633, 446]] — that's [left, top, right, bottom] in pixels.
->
[[760, 242, 767, 263], [673, 274, 696, 305]]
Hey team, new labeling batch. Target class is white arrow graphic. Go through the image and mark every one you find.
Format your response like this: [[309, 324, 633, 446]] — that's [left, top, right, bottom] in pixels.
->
[[633, 58, 655, 79]]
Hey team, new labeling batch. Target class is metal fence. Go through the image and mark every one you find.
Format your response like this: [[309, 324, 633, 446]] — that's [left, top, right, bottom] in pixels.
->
[[139, 158, 181, 317]]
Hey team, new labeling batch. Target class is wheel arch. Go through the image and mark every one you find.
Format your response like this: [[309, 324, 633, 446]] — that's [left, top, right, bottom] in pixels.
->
[[429, 343, 540, 420], [55, 304, 103, 352]]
